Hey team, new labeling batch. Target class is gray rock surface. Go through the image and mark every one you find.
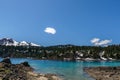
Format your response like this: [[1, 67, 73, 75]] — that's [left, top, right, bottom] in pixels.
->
[[84, 67, 120, 80]]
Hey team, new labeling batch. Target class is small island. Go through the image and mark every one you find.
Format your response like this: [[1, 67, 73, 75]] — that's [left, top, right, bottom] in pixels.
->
[[0, 57, 62, 80]]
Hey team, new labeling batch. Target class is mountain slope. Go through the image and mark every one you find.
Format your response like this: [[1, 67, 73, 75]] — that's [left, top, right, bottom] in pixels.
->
[[0, 38, 40, 47]]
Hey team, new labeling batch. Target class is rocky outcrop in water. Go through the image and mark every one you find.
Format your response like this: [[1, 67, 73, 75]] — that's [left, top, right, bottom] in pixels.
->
[[0, 58, 62, 80], [84, 67, 120, 80], [1, 57, 11, 64]]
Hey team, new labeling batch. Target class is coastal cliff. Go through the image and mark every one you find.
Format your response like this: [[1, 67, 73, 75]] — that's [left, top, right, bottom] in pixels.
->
[[0, 58, 62, 80]]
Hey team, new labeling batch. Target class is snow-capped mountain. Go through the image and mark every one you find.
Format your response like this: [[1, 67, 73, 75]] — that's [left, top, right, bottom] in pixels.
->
[[0, 38, 40, 47], [29, 42, 40, 47], [18, 41, 29, 46], [0, 38, 18, 46]]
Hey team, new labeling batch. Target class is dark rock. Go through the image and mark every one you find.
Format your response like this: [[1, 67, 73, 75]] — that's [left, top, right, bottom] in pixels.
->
[[21, 62, 30, 67], [1, 57, 11, 64]]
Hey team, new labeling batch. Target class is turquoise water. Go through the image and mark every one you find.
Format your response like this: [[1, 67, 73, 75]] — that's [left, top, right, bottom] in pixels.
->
[[1, 58, 120, 80]]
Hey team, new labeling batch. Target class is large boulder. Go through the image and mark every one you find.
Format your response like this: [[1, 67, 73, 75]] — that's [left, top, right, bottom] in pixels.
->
[[21, 61, 30, 67], [1, 57, 11, 64]]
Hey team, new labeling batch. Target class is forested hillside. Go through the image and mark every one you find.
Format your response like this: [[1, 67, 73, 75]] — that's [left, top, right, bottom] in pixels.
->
[[0, 44, 120, 60]]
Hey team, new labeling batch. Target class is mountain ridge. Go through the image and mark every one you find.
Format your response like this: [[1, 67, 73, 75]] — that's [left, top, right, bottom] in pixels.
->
[[0, 38, 40, 47]]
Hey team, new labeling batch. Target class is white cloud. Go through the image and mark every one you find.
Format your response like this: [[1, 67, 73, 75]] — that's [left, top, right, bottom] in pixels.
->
[[97, 40, 112, 46], [91, 38, 100, 43], [91, 38, 112, 46], [44, 27, 56, 34]]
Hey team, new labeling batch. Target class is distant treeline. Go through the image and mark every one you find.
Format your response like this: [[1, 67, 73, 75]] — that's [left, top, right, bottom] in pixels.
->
[[0, 44, 120, 60]]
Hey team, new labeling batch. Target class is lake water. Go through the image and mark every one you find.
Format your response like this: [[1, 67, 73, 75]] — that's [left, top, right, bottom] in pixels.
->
[[1, 58, 120, 80]]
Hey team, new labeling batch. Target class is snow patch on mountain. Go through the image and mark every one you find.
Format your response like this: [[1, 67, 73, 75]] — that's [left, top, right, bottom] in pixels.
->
[[30, 43, 40, 47], [19, 41, 29, 46], [0, 38, 40, 47]]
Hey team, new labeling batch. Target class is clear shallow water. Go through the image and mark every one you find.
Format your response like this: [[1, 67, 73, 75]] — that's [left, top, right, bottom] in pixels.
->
[[1, 58, 120, 80]]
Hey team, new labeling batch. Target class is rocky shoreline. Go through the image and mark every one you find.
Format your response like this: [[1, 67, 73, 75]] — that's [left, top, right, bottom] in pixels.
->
[[0, 57, 62, 80], [84, 67, 120, 80]]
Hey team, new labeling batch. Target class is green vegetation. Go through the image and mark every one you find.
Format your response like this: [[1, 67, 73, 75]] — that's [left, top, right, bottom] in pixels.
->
[[0, 44, 120, 60]]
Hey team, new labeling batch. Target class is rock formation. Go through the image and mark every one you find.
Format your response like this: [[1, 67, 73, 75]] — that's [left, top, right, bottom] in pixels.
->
[[84, 67, 120, 80], [0, 58, 62, 80]]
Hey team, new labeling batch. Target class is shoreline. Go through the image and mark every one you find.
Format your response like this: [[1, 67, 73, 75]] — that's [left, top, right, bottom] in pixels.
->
[[0, 57, 62, 80], [1, 57, 120, 80], [84, 66, 120, 80], [27, 71, 63, 80], [6, 57, 119, 62]]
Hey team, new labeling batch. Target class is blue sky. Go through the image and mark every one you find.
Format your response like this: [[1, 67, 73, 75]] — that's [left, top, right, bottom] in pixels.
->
[[0, 0, 120, 46]]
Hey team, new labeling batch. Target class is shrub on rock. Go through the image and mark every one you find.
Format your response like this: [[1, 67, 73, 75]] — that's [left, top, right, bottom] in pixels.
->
[[21, 62, 30, 67]]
